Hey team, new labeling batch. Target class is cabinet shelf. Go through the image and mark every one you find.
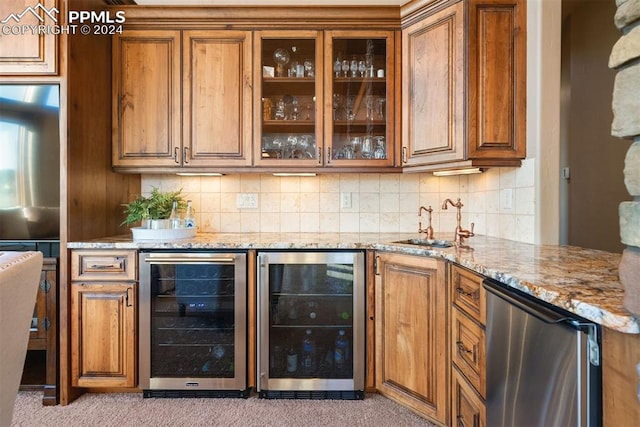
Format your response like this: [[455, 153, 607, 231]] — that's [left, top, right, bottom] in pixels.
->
[[263, 120, 315, 127]]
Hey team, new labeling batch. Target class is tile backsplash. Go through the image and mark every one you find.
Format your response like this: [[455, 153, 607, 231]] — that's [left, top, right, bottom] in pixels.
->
[[141, 158, 535, 243]]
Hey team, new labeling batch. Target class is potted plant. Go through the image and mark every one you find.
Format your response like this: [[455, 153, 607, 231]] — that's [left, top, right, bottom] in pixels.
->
[[121, 187, 186, 229]]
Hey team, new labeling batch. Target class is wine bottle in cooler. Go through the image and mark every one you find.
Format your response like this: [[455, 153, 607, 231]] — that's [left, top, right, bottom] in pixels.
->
[[334, 329, 350, 375], [301, 329, 316, 375]]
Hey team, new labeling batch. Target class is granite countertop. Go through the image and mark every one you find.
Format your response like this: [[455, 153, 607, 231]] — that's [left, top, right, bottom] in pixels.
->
[[67, 232, 639, 334]]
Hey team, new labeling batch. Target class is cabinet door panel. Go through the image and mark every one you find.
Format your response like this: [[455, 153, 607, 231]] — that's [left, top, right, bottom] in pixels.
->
[[375, 252, 448, 425], [113, 30, 181, 167], [468, 0, 526, 159], [183, 31, 253, 166], [0, 0, 57, 74], [402, 2, 464, 166], [71, 283, 136, 388]]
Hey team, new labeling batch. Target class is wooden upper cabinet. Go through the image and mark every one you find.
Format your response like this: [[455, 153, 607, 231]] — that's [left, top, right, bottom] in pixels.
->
[[402, 1, 464, 167], [183, 30, 252, 167], [0, 0, 58, 75], [112, 30, 182, 168], [401, 0, 526, 171], [468, 0, 526, 160], [112, 29, 253, 171]]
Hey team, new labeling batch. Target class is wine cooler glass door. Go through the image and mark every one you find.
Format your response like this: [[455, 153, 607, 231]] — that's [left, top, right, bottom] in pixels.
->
[[257, 251, 365, 398], [139, 252, 247, 395]]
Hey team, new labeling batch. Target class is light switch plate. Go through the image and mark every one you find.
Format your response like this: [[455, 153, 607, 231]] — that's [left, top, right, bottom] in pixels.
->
[[341, 192, 352, 209], [237, 193, 258, 209], [501, 188, 513, 210]]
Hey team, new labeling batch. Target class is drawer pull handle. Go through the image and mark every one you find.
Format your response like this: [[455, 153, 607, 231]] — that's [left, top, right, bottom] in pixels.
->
[[89, 264, 119, 269], [456, 287, 479, 300], [456, 341, 473, 355]]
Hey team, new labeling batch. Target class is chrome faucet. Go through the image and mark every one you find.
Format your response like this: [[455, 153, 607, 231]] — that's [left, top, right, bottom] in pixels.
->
[[418, 205, 434, 239], [441, 198, 475, 245]]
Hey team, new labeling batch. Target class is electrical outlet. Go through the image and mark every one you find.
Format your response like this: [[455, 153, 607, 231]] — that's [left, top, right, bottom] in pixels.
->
[[341, 192, 352, 209], [236, 193, 258, 209]]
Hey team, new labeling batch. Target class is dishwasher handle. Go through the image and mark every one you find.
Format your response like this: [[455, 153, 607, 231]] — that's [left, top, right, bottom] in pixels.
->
[[483, 278, 572, 325]]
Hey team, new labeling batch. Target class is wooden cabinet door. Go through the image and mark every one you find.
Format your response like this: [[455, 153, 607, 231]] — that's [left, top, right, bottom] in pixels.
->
[[402, 1, 464, 167], [375, 252, 448, 425], [71, 282, 136, 388], [468, 0, 526, 160], [183, 30, 253, 167], [112, 30, 181, 168], [0, 0, 57, 74]]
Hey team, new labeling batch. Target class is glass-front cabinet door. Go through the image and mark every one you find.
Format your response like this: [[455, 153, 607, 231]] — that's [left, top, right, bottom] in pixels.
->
[[324, 31, 396, 168], [254, 31, 323, 168]]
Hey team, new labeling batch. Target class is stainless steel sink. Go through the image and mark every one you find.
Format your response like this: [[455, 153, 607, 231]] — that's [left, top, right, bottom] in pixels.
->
[[392, 238, 455, 248]]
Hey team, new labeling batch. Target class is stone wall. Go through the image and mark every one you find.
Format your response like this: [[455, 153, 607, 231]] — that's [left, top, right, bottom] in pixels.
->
[[610, 0, 640, 316]]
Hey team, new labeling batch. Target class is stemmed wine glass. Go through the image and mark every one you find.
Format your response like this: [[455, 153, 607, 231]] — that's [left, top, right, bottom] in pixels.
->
[[341, 60, 350, 78], [350, 57, 358, 78], [358, 60, 367, 78], [334, 59, 342, 78]]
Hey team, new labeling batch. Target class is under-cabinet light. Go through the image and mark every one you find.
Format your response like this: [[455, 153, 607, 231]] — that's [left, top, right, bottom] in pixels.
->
[[433, 168, 484, 177], [176, 173, 224, 176], [272, 173, 317, 177]]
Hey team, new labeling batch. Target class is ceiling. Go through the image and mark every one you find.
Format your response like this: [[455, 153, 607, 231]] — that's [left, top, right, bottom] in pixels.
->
[[134, 1, 409, 5]]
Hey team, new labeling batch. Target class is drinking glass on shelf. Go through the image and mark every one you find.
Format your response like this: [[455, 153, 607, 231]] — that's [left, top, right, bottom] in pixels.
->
[[332, 94, 343, 120], [358, 60, 367, 78], [362, 136, 374, 159], [376, 97, 386, 120], [350, 57, 358, 78], [304, 59, 314, 77], [334, 59, 342, 78], [351, 136, 363, 158], [365, 95, 375, 120], [344, 95, 356, 121], [341, 59, 350, 78], [374, 136, 386, 159]]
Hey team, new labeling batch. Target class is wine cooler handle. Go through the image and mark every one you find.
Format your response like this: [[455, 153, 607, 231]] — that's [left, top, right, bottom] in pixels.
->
[[144, 256, 235, 264]]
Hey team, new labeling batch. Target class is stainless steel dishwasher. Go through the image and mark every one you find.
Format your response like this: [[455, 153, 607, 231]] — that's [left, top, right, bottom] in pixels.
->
[[483, 278, 602, 427]]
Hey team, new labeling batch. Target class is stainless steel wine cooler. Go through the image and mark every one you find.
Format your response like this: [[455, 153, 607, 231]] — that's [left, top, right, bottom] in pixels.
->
[[257, 251, 365, 399], [139, 251, 248, 398]]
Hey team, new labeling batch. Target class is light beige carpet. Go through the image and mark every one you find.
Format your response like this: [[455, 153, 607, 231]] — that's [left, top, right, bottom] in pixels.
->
[[12, 391, 434, 426]]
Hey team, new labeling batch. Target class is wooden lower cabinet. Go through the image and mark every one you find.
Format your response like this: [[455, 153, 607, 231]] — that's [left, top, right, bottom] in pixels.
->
[[375, 252, 448, 425], [450, 265, 486, 427], [452, 367, 485, 427], [70, 282, 136, 388]]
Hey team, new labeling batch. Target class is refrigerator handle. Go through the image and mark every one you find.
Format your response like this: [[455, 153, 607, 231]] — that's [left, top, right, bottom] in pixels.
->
[[483, 279, 571, 325]]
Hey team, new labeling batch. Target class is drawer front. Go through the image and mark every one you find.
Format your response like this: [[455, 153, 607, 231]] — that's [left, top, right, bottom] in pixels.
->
[[452, 307, 485, 397], [451, 265, 486, 325], [452, 367, 486, 427], [71, 250, 137, 281]]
